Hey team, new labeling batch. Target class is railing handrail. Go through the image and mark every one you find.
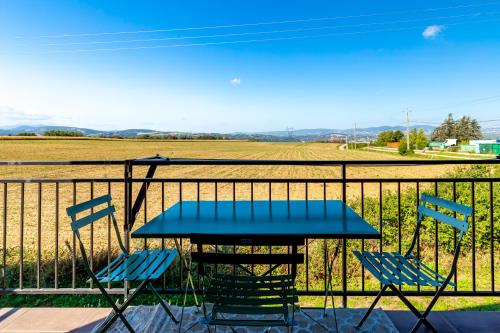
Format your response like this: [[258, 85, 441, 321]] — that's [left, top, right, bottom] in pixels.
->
[[0, 157, 499, 166]]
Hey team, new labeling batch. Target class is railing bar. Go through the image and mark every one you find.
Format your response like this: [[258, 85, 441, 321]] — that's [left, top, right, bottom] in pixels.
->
[[107, 182, 111, 290], [251, 182, 254, 275], [434, 182, 439, 292], [55, 183, 59, 289], [179, 182, 183, 288], [269, 182, 272, 274], [379, 182, 383, 253], [89, 182, 94, 289], [416, 181, 420, 294], [378, 182, 383, 291], [72, 183, 76, 289], [233, 182, 236, 275], [490, 181, 495, 292], [19, 183, 24, 290], [323, 181, 327, 293], [161, 182, 166, 289], [2, 158, 500, 167], [397, 182, 401, 292], [143, 188, 147, 250], [37, 183, 42, 289], [361, 182, 365, 292], [2, 176, 500, 184], [341, 164, 347, 307], [215, 182, 218, 275], [286, 182, 290, 274], [471, 181, 476, 292], [2, 183, 6, 289], [453, 182, 458, 292], [305, 181, 309, 291]]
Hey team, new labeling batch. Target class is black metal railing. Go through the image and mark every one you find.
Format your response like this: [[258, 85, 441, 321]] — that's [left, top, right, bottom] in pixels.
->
[[0, 157, 498, 307]]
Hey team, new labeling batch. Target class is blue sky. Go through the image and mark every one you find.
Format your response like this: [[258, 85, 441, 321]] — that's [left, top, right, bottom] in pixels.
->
[[0, 1, 499, 132]]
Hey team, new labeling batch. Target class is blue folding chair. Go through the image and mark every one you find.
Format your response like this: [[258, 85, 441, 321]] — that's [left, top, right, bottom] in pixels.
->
[[354, 193, 472, 333], [67, 194, 179, 333]]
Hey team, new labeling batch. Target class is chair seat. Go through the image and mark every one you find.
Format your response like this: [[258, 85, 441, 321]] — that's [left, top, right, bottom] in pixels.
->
[[91, 249, 177, 283], [353, 251, 455, 287], [205, 274, 298, 327]]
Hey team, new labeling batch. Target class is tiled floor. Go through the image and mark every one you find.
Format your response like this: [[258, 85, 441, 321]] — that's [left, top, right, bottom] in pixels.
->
[[0, 307, 499, 332]]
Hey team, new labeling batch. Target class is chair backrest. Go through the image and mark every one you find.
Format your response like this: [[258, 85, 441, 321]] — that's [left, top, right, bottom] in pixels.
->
[[417, 193, 473, 239], [66, 194, 115, 231], [190, 235, 304, 277], [66, 194, 126, 255]]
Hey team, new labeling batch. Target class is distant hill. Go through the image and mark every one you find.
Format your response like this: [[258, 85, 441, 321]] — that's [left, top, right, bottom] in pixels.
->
[[0, 124, 438, 142]]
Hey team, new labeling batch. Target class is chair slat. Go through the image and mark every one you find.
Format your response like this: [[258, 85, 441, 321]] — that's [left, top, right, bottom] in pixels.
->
[[95, 254, 127, 278], [205, 319, 293, 327], [380, 252, 423, 285], [371, 252, 416, 285], [213, 274, 291, 282], [404, 254, 453, 286], [214, 305, 286, 315], [192, 252, 304, 265], [418, 206, 468, 232], [148, 249, 178, 280], [66, 194, 111, 216], [210, 279, 294, 290], [206, 296, 298, 306], [207, 287, 297, 298], [71, 206, 115, 231], [353, 251, 392, 285], [361, 251, 405, 285], [389, 253, 438, 287], [129, 250, 169, 281], [112, 249, 162, 282], [421, 193, 473, 216], [100, 250, 151, 283]]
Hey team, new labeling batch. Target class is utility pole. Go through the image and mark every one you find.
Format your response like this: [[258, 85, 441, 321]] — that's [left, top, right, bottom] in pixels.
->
[[345, 135, 348, 150], [406, 110, 410, 150], [353, 123, 357, 150]]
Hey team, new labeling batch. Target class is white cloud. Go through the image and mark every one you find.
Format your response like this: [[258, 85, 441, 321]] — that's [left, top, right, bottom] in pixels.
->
[[422, 25, 445, 39], [230, 77, 241, 86], [0, 106, 51, 126]]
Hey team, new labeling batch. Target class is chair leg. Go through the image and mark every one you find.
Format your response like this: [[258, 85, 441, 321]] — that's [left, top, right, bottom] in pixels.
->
[[410, 281, 449, 333], [148, 281, 179, 324], [355, 284, 388, 329], [92, 280, 148, 333], [388, 285, 437, 333]]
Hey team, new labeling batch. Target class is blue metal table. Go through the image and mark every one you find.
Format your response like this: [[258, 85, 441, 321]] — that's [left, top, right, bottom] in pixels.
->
[[132, 200, 380, 331], [132, 200, 380, 240]]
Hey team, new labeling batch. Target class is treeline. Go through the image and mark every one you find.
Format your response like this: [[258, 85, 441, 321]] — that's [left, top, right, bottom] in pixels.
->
[[431, 113, 483, 142], [138, 134, 228, 140], [43, 130, 84, 137], [374, 129, 428, 148]]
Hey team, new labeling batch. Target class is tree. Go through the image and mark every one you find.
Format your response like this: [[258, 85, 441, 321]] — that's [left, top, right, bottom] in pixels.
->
[[431, 113, 483, 142], [374, 130, 404, 146], [409, 128, 429, 150], [398, 139, 414, 155]]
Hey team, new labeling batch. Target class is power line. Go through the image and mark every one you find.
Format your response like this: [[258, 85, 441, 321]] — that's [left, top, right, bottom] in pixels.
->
[[43, 12, 486, 47], [413, 93, 500, 113], [39, 17, 500, 54], [15, 1, 500, 39]]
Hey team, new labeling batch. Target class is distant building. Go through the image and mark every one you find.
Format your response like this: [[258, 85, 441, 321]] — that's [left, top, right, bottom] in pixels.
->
[[444, 139, 458, 147], [464, 139, 499, 153]]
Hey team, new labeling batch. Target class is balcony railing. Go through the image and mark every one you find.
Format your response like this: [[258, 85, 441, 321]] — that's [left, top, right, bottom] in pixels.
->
[[0, 157, 498, 307]]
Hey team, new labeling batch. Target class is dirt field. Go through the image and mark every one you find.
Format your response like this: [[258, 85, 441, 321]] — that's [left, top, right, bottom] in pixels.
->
[[0, 138, 497, 311]]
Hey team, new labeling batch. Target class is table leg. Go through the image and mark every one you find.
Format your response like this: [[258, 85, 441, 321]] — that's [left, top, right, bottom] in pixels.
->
[[322, 239, 340, 333], [174, 238, 199, 308]]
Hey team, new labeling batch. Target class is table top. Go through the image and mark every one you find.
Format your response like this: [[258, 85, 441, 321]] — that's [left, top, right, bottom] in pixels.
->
[[132, 200, 380, 240]]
